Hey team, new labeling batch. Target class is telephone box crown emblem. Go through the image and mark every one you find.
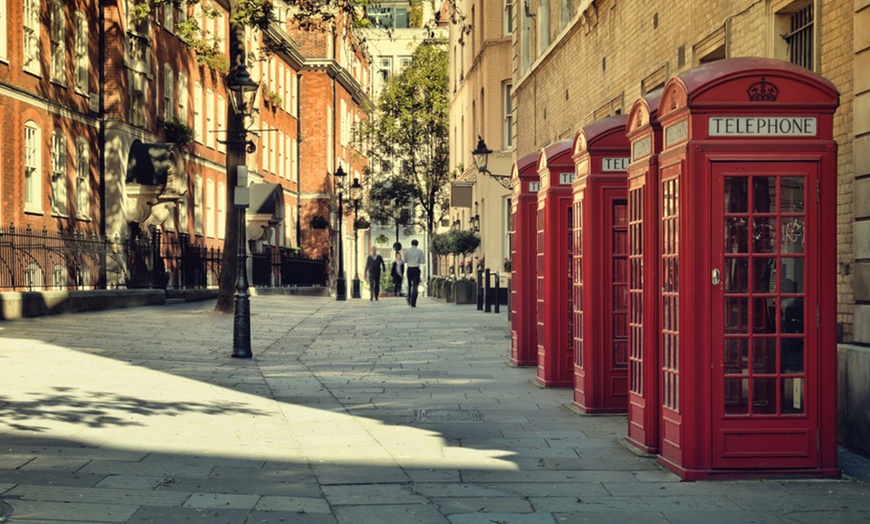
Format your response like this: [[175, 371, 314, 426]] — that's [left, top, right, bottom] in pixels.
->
[[747, 76, 780, 102]]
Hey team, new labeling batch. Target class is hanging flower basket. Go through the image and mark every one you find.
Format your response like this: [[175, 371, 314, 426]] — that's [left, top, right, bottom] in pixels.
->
[[310, 215, 329, 230], [354, 218, 371, 230]]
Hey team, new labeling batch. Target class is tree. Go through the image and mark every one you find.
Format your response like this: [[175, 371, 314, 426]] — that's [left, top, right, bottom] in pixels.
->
[[367, 177, 416, 249], [359, 42, 450, 243]]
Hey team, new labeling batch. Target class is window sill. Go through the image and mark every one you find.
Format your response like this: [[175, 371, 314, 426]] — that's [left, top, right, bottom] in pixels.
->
[[24, 206, 44, 215]]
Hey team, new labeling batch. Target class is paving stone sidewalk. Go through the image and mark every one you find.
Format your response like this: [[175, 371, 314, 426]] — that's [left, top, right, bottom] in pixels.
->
[[0, 295, 869, 524]]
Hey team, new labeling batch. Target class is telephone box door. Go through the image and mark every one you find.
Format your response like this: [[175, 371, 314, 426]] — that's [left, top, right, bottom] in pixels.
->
[[711, 160, 819, 470]]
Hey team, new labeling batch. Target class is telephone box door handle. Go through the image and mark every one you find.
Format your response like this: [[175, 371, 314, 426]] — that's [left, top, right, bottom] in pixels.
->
[[712, 268, 721, 286]]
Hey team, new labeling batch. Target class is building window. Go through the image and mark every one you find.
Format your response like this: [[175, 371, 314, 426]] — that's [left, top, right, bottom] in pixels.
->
[[194, 175, 203, 235], [0, 0, 7, 61], [194, 81, 203, 143], [503, 83, 513, 149], [217, 95, 225, 153], [163, 4, 174, 32], [206, 178, 215, 238], [50, 0, 66, 83], [378, 57, 392, 83], [399, 56, 412, 70], [177, 72, 189, 125], [131, 72, 148, 127], [206, 89, 215, 149], [24, 121, 41, 212], [784, 3, 814, 71], [75, 11, 88, 92], [179, 193, 189, 231], [163, 64, 174, 120], [217, 182, 226, 239], [560, 0, 573, 29], [366, 7, 409, 29], [537, 0, 550, 52], [504, 0, 515, 35], [51, 130, 68, 216], [76, 138, 90, 219], [23, 0, 40, 74]]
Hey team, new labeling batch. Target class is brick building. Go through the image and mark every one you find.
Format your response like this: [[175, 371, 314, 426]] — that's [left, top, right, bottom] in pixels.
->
[[450, 0, 870, 456], [0, 0, 369, 291]]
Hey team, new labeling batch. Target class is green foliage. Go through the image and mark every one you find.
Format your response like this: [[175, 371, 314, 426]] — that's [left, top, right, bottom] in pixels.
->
[[367, 177, 416, 227], [430, 229, 479, 256], [160, 117, 196, 147], [262, 87, 283, 108], [357, 43, 450, 237]]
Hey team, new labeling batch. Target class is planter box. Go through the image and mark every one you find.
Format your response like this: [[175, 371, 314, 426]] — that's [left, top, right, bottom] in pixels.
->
[[454, 280, 476, 304]]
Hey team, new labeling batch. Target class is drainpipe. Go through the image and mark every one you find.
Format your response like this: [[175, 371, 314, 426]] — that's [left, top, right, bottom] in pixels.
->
[[98, 0, 107, 287], [295, 72, 302, 247]]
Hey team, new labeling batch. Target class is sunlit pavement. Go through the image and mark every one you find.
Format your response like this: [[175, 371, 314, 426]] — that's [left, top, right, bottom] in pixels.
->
[[0, 295, 869, 524]]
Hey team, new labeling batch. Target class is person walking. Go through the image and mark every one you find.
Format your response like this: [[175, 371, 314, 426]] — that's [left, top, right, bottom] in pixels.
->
[[390, 253, 406, 297], [364, 246, 386, 301], [403, 239, 425, 307]]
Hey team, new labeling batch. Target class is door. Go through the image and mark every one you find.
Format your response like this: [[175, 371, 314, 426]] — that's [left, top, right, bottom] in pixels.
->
[[712, 161, 818, 470]]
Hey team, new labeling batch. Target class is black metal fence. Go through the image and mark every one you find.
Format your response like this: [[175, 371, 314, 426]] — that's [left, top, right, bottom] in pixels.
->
[[0, 225, 326, 292]]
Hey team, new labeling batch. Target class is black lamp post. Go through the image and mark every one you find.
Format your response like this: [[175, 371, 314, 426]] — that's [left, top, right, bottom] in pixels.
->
[[334, 165, 347, 301], [471, 136, 512, 189], [350, 177, 363, 299], [227, 64, 259, 359]]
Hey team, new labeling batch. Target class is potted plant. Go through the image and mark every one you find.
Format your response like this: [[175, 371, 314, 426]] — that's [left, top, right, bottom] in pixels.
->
[[159, 117, 196, 149], [262, 87, 283, 109], [454, 276, 477, 305], [503, 257, 512, 272], [310, 215, 329, 229]]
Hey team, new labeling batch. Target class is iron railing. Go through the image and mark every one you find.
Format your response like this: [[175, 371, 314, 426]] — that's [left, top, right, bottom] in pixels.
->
[[0, 225, 326, 292]]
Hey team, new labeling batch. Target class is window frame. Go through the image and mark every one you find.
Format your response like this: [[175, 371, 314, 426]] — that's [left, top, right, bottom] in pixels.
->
[[24, 121, 42, 213]]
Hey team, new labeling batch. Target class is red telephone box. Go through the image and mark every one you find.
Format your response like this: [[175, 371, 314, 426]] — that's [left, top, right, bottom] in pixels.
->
[[511, 152, 542, 367], [654, 57, 840, 479], [624, 92, 664, 453], [571, 115, 631, 413], [536, 139, 575, 387]]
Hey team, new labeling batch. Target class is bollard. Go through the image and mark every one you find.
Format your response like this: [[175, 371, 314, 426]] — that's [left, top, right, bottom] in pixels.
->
[[477, 265, 484, 311], [494, 272, 500, 314], [484, 268, 492, 313]]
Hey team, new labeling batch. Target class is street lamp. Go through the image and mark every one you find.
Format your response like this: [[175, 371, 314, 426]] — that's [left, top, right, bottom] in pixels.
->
[[470, 214, 480, 232], [334, 165, 347, 301], [471, 136, 512, 189], [227, 64, 259, 359], [350, 177, 363, 299]]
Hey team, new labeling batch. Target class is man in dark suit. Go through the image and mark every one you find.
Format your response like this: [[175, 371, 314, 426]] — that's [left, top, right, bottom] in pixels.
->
[[364, 246, 386, 301]]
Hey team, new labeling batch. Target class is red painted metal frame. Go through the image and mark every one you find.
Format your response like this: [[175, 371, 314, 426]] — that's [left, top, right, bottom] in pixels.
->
[[536, 139, 575, 387], [652, 57, 840, 480], [511, 152, 542, 367], [571, 115, 632, 413], [624, 92, 664, 453]]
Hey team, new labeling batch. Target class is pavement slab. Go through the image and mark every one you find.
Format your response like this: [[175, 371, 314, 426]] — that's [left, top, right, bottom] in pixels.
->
[[0, 295, 869, 523]]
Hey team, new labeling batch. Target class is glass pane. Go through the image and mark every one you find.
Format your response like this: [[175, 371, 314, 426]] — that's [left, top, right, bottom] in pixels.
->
[[781, 337, 804, 373], [781, 297, 804, 334], [781, 217, 805, 254], [724, 338, 749, 374], [781, 177, 804, 213], [724, 378, 749, 415], [752, 177, 777, 213], [725, 176, 748, 213], [753, 217, 776, 253], [725, 297, 749, 334], [753, 377, 777, 415], [782, 377, 805, 414], [752, 338, 777, 374], [753, 297, 777, 334], [726, 218, 748, 253], [724, 258, 748, 293], [752, 257, 776, 293], [781, 257, 804, 294]]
